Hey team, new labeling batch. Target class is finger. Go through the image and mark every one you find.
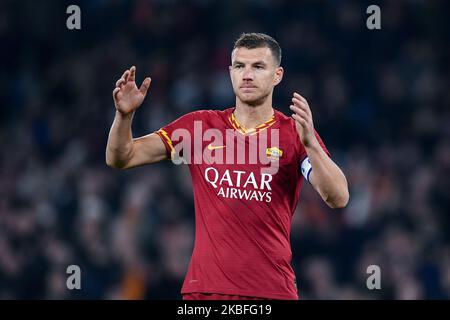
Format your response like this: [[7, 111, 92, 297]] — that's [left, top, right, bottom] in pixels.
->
[[123, 70, 131, 82], [292, 113, 307, 127], [120, 70, 128, 80], [290, 105, 309, 122], [116, 78, 125, 87], [292, 97, 308, 108], [129, 66, 136, 82], [292, 98, 312, 117], [292, 112, 308, 125], [292, 97, 311, 117], [289, 104, 309, 119], [292, 93, 310, 112], [112, 87, 120, 100], [293, 92, 307, 103], [139, 77, 152, 95]]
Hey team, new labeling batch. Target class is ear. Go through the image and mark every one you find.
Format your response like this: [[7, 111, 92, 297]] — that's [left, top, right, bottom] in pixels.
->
[[274, 66, 284, 86]]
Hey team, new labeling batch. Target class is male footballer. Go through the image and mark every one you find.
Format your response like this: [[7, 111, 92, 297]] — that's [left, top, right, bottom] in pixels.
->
[[106, 33, 349, 300]]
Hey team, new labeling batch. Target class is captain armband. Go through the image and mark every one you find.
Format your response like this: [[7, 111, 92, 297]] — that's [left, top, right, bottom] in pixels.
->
[[300, 157, 313, 182]]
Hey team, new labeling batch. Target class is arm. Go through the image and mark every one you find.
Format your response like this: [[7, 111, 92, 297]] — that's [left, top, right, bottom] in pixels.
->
[[290, 92, 349, 209], [304, 143, 349, 209], [106, 66, 168, 169]]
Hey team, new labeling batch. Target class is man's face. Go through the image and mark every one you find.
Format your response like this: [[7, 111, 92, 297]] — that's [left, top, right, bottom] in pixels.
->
[[229, 46, 283, 106]]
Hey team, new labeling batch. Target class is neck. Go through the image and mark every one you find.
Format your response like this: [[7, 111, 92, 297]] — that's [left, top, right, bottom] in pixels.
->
[[234, 95, 274, 130]]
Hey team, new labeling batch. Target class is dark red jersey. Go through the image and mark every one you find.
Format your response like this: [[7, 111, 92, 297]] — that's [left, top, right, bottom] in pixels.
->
[[156, 107, 330, 299]]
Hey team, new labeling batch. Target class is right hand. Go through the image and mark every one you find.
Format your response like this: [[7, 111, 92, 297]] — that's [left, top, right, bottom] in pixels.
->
[[112, 66, 151, 116]]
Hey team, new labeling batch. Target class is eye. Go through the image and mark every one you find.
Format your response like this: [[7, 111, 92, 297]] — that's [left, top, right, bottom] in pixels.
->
[[254, 65, 264, 69], [235, 65, 243, 69]]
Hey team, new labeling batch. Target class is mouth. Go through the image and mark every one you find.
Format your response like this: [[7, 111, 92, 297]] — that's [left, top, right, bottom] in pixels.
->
[[240, 85, 258, 92]]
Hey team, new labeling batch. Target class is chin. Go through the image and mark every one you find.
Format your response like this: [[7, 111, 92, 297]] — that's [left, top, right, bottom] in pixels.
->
[[238, 93, 268, 106]]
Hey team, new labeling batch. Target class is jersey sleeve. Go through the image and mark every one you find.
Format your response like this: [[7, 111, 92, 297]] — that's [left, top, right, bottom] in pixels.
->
[[155, 111, 196, 159]]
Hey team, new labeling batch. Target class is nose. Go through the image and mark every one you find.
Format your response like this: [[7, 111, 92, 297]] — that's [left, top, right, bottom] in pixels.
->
[[242, 67, 254, 81]]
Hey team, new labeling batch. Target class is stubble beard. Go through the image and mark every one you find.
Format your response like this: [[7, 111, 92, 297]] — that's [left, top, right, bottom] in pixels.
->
[[237, 90, 270, 107]]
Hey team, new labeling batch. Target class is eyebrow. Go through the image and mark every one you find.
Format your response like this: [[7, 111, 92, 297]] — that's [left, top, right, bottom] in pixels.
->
[[233, 60, 267, 66]]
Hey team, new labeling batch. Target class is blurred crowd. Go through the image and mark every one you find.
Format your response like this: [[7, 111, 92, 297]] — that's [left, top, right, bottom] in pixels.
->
[[0, 0, 449, 299]]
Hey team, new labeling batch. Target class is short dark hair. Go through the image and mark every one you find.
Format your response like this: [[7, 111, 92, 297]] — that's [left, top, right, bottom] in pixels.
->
[[233, 32, 282, 66]]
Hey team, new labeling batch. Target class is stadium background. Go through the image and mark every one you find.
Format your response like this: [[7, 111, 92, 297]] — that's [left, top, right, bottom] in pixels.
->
[[0, 0, 449, 299]]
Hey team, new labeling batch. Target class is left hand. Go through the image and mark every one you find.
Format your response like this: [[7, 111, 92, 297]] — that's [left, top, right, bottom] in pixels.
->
[[290, 92, 318, 148]]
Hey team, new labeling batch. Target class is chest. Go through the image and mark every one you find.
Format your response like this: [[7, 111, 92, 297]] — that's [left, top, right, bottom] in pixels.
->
[[185, 126, 300, 192]]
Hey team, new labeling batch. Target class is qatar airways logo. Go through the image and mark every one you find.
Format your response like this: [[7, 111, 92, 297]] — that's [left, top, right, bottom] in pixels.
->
[[170, 120, 280, 175], [205, 167, 273, 203]]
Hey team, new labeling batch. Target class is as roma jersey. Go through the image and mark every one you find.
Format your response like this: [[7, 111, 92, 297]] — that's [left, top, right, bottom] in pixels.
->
[[156, 107, 330, 299]]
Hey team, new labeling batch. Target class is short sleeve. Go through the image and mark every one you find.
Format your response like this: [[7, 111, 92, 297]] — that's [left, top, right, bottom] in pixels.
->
[[155, 112, 196, 159]]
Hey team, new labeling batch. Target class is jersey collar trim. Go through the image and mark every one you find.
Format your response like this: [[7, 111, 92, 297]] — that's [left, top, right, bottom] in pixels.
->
[[228, 109, 277, 136]]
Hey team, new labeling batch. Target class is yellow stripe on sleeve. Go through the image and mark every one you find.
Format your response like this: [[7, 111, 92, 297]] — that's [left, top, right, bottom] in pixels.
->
[[157, 129, 175, 157]]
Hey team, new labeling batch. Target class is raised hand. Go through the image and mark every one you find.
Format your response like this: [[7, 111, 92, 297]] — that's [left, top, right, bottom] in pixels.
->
[[289, 92, 318, 148], [112, 66, 151, 116]]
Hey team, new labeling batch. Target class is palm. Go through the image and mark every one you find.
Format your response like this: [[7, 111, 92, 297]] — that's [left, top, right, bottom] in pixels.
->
[[113, 66, 151, 115], [290, 92, 316, 148], [115, 82, 145, 114]]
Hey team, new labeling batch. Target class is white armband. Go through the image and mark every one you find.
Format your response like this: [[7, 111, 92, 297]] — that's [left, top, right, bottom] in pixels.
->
[[300, 157, 313, 182]]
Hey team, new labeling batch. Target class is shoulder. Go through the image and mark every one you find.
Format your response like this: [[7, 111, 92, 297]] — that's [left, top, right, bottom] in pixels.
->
[[164, 107, 232, 130], [274, 109, 305, 159], [185, 108, 234, 127], [189, 108, 232, 118], [274, 109, 298, 133]]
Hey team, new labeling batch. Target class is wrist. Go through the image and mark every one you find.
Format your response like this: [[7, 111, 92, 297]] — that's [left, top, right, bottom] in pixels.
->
[[116, 110, 134, 120], [304, 137, 321, 151]]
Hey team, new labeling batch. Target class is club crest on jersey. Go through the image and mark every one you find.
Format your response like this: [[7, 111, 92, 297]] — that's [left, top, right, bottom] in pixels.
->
[[266, 147, 283, 161]]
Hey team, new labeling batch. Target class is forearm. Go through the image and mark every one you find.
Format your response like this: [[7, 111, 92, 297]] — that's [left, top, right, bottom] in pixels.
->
[[306, 141, 349, 208], [106, 111, 135, 168]]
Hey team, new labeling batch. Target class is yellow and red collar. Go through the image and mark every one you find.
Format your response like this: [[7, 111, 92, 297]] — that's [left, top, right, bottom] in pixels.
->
[[228, 110, 276, 135]]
